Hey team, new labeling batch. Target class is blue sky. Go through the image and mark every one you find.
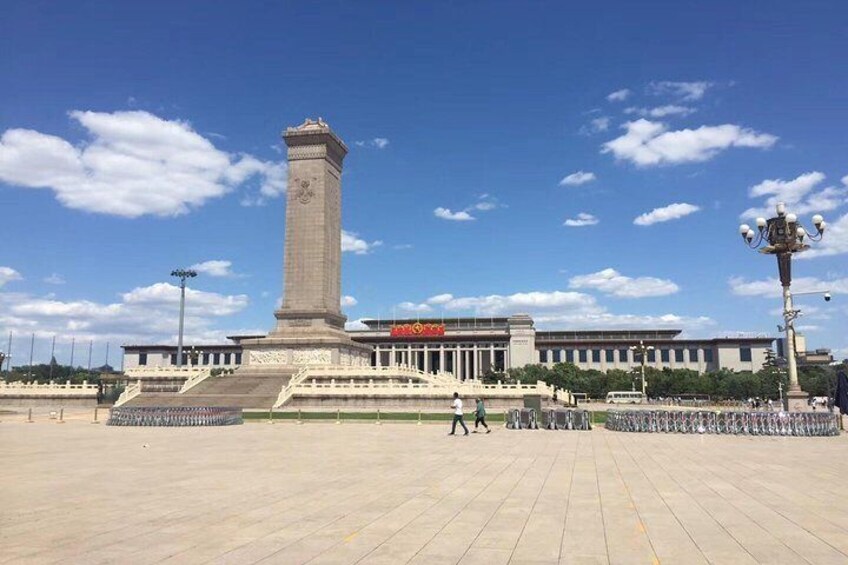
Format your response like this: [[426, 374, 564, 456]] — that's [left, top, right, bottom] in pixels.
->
[[1, 1, 846, 366]]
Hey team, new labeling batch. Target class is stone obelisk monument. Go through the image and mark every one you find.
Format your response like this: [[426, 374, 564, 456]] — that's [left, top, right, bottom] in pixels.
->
[[240, 119, 371, 368]]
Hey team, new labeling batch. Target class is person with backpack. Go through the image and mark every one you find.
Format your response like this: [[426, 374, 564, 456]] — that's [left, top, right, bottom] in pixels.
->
[[473, 397, 491, 433]]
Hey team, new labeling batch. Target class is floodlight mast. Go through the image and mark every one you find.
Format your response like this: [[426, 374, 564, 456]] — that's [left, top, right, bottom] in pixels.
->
[[629, 340, 654, 396], [170, 269, 198, 367], [738, 203, 826, 410]]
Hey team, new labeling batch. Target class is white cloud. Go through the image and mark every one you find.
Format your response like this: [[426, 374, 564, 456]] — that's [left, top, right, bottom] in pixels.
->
[[434, 195, 502, 221], [434, 207, 475, 221], [344, 318, 369, 331], [559, 171, 596, 186], [0, 267, 23, 288], [0, 110, 286, 217], [564, 213, 599, 227], [0, 282, 249, 345], [341, 295, 358, 308], [341, 230, 383, 254], [648, 81, 713, 101], [729, 276, 848, 298], [634, 202, 701, 226], [189, 260, 240, 278], [398, 288, 712, 331], [624, 105, 696, 118], [568, 268, 680, 298], [602, 119, 777, 166], [740, 172, 847, 220], [43, 273, 66, 285], [580, 116, 611, 135], [355, 138, 390, 149], [398, 301, 432, 313], [607, 89, 631, 102]]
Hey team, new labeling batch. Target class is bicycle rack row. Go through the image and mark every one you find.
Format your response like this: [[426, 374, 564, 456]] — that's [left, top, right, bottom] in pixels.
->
[[605, 409, 839, 436], [107, 406, 243, 427], [506, 408, 592, 430]]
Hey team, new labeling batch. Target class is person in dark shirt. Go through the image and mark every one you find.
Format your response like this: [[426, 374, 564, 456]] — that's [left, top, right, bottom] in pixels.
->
[[473, 398, 491, 434]]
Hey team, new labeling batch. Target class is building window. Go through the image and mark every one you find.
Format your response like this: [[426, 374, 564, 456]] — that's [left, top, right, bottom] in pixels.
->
[[704, 349, 714, 363], [223, 353, 232, 365], [689, 348, 699, 362], [213, 353, 220, 365], [592, 349, 601, 363], [539, 349, 548, 363], [619, 349, 628, 363], [661, 349, 670, 363], [138, 353, 147, 366], [170, 353, 177, 365], [740, 347, 752, 362], [578, 350, 587, 363], [234, 353, 242, 365], [647, 350, 656, 363], [605, 349, 614, 363], [552, 349, 561, 363], [675, 349, 684, 363], [565, 349, 574, 363]]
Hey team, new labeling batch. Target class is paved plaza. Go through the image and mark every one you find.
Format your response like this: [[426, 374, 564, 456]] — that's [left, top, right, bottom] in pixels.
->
[[2, 412, 848, 564]]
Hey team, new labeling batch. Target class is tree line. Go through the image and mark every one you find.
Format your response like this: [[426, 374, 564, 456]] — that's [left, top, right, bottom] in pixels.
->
[[484, 361, 846, 401]]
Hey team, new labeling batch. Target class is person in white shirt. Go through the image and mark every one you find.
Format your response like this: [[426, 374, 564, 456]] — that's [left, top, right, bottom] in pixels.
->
[[449, 392, 469, 436]]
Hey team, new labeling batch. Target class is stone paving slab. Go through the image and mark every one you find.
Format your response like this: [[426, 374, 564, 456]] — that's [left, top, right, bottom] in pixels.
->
[[2, 418, 848, 564]]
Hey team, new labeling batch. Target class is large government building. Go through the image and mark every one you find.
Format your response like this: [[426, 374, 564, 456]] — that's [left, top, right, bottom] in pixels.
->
[[121, 314, 773, 376]]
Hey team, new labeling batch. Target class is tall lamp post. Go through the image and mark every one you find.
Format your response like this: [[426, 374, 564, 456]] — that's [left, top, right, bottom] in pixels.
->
[[629, 340, 654, 397], [170, 269, 197, 368], [739, 201, 826, 412], [188, 346, 204, 368]]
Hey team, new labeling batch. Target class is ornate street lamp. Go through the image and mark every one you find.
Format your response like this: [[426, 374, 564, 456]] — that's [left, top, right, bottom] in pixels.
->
[[739, 201, 826, 411], [170, 269, 197, 367], [629, 340, 654, 396], [188, 346, 204, 368]]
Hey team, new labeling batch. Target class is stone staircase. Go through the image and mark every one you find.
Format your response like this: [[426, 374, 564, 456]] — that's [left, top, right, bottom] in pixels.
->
[[125, 367, 297, 409]]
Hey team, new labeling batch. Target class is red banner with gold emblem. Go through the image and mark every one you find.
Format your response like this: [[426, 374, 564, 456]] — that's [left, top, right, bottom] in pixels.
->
[[390, 322, 445, 338]]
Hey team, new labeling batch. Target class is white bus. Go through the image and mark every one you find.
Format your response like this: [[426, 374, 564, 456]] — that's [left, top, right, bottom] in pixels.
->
[[606, 391, 647, 404]]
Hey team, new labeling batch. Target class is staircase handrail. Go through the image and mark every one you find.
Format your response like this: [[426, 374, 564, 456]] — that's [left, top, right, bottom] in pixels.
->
[[114, 380, 142, 407], [178, 368, 213, 394]]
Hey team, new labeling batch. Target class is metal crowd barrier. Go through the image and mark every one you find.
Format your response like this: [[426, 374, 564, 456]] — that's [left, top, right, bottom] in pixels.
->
[[107, 406, 243, 427], [605, 410, 839, 436], [507, 408, 539, 430], [541, 408, 592, 431]]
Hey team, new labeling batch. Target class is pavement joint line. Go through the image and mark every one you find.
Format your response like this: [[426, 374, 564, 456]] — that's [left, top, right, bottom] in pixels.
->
[[223, 437, 478, 564], [351, 453, 516, 564], [678, 442, 848, 558], [629, 436, 803, 564], [437, 444, 544, 561], [612, 432, 713, 564], [591, 431, 613, 564], [602, 432, 662, 564], [504, 434, 566, 563], [402, 451, 532, 562], [304, 451, 501, 564], [556, 434, 581, 563]]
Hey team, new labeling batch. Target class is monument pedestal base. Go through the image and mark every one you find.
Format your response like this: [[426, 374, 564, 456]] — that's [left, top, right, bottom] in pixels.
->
[[240, 335, 371, 369], [786, 388, 810, 412]]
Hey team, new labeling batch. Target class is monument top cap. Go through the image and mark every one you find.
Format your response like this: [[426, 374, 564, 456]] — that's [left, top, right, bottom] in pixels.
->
[[288, 117, 329, 132], [283, 117, 348, 154]]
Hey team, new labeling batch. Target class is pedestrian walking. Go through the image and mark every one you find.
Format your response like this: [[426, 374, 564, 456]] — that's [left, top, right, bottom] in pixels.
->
[[473, 398, 491, 433], [449, 392, 469, 436]]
